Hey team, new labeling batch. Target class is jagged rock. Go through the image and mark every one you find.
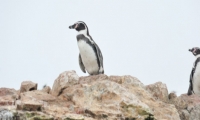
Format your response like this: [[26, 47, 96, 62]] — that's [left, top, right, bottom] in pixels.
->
[[20, 81, 37, 93], [51, 71, 79, 96], [146, 82, 169, 102], [0, 88, 18, 106], [59, 74, 180, 120], [41, 85, 51, 94]]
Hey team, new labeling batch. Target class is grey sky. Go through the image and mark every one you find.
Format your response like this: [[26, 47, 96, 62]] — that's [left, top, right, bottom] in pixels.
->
[[0, 1, 199, 95]]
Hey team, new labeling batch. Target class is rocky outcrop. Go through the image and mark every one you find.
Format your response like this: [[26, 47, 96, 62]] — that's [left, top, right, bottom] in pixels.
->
[[58, 75, 180, 120], [1, 70, 200, 120]]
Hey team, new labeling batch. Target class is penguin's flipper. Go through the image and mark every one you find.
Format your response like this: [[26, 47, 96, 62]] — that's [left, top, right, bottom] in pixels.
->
[[93, 43, 104, 74], [79, 54, 86, 73], [187, 83, 193, 95], [187, 68, 194, 95]]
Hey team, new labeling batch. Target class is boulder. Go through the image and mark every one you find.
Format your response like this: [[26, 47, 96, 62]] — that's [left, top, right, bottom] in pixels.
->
[[59, 74, 180, 120], [0, 88, 18, 106], [20, 81, 37, 93], [51, 70, 79, 96], [17, 90, 56, 111], [146, 82, 169, 102], [169, 92, 177, 100]]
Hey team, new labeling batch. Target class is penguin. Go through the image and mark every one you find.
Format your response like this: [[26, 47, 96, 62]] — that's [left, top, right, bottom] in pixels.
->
[[187, 47, 200, 95], [69, 21, 104, 75]]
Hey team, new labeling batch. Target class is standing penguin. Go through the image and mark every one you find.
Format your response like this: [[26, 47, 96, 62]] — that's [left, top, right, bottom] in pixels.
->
[[187, 47, 200, 95], [69, 21, 104, 75]]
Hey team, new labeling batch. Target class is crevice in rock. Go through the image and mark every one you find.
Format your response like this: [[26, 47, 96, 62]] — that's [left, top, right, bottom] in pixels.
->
[[57, 87, 66, 96], [29, 87, 36, 91], [84, 109, 96, 118], [125, 118, 136, 120]]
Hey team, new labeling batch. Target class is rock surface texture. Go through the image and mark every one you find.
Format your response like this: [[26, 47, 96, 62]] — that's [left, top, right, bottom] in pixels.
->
[[146, 82, 169, 102], [0, 70, 198, 120]]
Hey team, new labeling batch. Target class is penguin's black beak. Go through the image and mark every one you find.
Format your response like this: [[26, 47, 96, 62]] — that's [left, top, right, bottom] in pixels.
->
[[189, 49, 192, 52], [69, 24, 75, 29], [69, 23, 79, 29]]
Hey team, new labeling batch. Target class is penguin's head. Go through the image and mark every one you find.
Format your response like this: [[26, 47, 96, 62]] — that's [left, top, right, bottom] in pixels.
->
[[69, 21, 89, 32], [189, 47, 200, 56]]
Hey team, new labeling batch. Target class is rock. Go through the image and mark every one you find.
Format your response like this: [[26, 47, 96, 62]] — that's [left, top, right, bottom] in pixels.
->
[[0, 108, 13, 120], [61, 114, 85, 120], [0, 71, 184, 120], [189, 105, 200, 120], [21, 90, 56, 102], [41, 85, 51, 94], [169, 94, 200, 120], [20, 81, 37, 93], [51, 71, 79, 96], [109, 75, 145, 88], [23, 111, 54, 120], [0, 88, 18, 106], [169, 94, 200, 110], [17, 90, 56, 111], [12, 111, 54, 120], [169, 96, 188, 110], [146, 82, 169, 102], [79, 74, 109, 84], [0, 88, 17, 96], [169, 92, 177, 100], [179, 109, 189, 120], [59, 75, 180, 120]]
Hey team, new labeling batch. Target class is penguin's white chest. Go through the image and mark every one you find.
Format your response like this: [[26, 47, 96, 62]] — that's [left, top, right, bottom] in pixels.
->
[[193, 63, 200, 94], [78, 40, 99, 74]]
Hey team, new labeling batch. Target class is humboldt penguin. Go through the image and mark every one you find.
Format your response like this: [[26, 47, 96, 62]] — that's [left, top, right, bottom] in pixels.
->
[[187, 47, 200, 95], [69, 21, 104, 75]]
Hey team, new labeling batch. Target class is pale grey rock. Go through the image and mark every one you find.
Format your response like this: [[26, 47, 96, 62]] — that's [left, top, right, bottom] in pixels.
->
[[0, 109, 13, 120]]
